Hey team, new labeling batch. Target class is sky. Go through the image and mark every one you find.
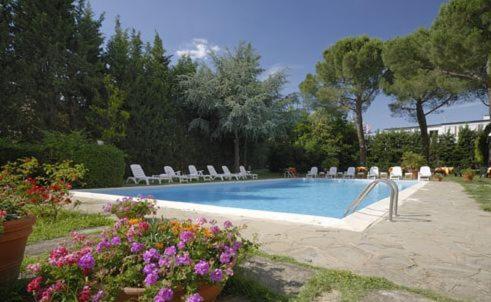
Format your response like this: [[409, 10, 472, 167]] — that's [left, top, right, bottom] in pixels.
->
[[88, 0, 489, 131]]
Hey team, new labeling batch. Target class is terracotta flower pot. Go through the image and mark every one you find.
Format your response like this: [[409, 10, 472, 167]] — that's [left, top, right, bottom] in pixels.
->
[[116, 284, 223, 302], [0, 215, 36, 285]]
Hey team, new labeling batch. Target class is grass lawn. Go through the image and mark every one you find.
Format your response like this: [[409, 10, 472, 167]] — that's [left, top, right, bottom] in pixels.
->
[[223, 252, 457, 302], [447, 176, 491, 211], [28, 209, 113, 244]]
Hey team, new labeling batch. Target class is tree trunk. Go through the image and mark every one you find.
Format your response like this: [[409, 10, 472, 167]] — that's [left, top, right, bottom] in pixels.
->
[[354, 99, 367, 165], [416, 100, 430, 162], [233, 130, 240, 172], [243, 137, 248, 167], [486, 53, 491, 118], [487, 54, 491, 118]]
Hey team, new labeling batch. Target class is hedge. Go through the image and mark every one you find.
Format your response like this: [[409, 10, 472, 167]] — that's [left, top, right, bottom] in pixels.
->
[[0, 132, 126, 188]]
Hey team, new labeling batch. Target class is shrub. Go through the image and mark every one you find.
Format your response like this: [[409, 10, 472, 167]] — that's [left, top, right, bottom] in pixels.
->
[[73, 144, 125, 188], [401, 151, 426, 171], [42, 132, 126, 188], [0, 158, 85, 233], [462, 168, 475, 181]]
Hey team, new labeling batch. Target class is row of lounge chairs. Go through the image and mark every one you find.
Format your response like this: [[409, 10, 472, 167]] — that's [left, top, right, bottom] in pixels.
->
[[127, 164, 258, 185], [305, 166, 432, 181]]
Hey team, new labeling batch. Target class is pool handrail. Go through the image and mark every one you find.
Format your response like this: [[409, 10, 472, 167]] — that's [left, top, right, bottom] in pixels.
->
[[343, 179, 399, 221]]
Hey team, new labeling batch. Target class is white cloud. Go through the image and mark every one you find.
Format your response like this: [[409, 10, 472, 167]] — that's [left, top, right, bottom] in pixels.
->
[[176, 38, 220, 59], [262, 64, 286, 78]]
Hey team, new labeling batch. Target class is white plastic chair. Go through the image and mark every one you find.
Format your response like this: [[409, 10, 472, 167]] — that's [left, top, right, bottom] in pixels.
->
[[418, 166, 432, 181], [127, 164, 162, 185], [164, 166, 189, 183], [207, 165, 228, 181], [239, 165, 258, 179], [188, 165, 212, 181], [306, 167, 318, 178], [367, 166, 379, 179], [390, 166, 403, 180], [345, 167, 356, 178], [326, 167, 337, 178], [222, 166, 242, 180]]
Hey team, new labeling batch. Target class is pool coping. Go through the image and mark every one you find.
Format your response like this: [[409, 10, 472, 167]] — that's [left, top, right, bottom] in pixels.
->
[[71, 178, 427, 232]]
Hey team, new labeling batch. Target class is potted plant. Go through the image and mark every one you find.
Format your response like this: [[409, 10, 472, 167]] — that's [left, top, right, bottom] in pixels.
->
[[401, 151, 426, 179], [103, 196, 157, 219], [462, 168, 475, 182], [433, 172, 444, 182], [26, 209, 256, 302], [0, 157, 85, 285]]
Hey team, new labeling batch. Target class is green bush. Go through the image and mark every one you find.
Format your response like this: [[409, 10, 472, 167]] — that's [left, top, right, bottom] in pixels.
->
[[0, 132, 126, 188], [74, 144, 125, 188], [401, 151, 426, 171], [42, 132, 125, 188]]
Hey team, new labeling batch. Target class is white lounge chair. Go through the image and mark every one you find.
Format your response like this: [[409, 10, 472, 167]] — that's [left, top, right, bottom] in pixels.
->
[[306, 167, 318, 178], [325, 167, 337, 178], [418, 166, 432, 181], [222, 166, 243, 180], [207, 165, 228, 181], [345, 167, 356, 178], [164, 166, 189, 183], [367, 166, 379, 179], [239, 165, 258, 179], [390, 166, 403, 180], [188, 165, 212, 181], [127, 164, 162, 185]]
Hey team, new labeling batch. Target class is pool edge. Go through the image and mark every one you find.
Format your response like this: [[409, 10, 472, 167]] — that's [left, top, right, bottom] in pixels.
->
[[71, 179, 427, 232]]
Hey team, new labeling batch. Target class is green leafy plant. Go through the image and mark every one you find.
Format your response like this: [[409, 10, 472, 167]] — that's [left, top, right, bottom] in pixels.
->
[[401, 151, 426, 172], [0, 158, 86, 233]]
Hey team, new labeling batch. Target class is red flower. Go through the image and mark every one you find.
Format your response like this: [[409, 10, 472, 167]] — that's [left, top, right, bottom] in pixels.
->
[[0, 210, 6, 218], [78, 285, 91, 302], [27, 276, 43, 292]]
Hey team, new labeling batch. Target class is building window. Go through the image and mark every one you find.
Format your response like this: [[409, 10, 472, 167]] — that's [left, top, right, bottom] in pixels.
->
[[429, 130, 438, 137]]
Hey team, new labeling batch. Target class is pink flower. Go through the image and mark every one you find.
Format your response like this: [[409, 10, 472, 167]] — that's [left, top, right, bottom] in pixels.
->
[[186, 293, 204, 302], [27, 263, 41, 274], [194, 260, 210, 275], [154, 287, 173, 302], [27, 276, 43, 292], [195, 217, 207, 225], [164, 246, 176, 256], [179, 230, 194, 243], [210, 268, 223, 282], [223, 220, 233, 228], [0, 210, 7, 218]]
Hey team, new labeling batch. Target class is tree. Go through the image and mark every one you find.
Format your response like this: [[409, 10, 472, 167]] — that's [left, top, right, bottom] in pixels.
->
[[382, 29, 462, 160], [299, 36, 385, 164], [87, 75, 129, 144], [294, 109, 358, 169], [7, 0, 104, 137], [429, 0, 491, 117], [180, 42, 287, 171]]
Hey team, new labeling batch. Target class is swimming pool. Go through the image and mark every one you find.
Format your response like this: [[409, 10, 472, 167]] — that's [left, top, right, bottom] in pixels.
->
[[77, 179, 417, 219]]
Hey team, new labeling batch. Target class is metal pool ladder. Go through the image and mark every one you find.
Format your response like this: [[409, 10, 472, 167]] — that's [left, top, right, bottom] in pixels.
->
[[343, 179, 399, 221]]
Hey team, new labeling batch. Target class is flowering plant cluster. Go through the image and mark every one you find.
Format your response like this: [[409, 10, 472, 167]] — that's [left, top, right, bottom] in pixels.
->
[[27, 211, 256, 301], [0, 157, 85, 233], [103, 196, 157, 219]]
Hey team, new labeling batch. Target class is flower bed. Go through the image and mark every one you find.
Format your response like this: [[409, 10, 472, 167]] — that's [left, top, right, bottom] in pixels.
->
[[26, 206, 255, 301]]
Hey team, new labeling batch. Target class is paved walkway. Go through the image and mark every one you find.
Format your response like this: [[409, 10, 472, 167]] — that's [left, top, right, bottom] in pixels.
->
[[76, 182, 491, 301]]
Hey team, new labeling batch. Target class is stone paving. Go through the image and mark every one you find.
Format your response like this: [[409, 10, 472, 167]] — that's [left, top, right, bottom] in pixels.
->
[[75, 181, 491, 301]]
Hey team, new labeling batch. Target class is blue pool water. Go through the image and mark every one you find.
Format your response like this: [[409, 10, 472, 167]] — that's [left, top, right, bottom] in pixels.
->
[[83, 179, 416, 218]]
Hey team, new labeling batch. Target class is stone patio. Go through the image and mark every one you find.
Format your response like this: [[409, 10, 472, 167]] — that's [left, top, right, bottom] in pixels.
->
[[75, 181, 491, 301]]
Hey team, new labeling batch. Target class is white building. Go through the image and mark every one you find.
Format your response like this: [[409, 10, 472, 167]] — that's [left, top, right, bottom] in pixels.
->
[[383, 115, 490, 137]]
